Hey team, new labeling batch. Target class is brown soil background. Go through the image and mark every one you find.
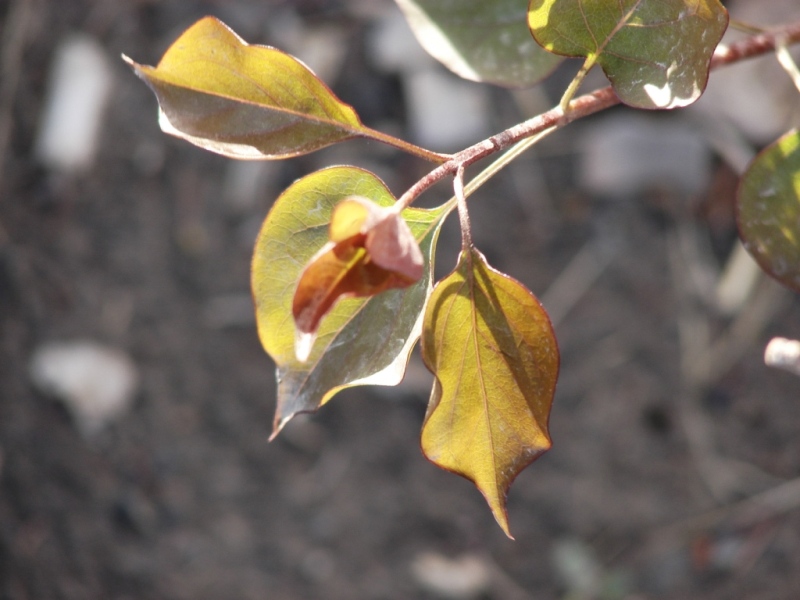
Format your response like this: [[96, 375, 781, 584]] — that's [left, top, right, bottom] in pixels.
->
[[2, 1, 800, 599]]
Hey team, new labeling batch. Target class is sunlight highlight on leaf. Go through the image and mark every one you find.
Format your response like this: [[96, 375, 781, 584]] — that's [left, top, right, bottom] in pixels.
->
[[252, 166, 451, 436], [528, 0, 728, 109], [421, 248, 559, 537], [737, 130, 800, 292]]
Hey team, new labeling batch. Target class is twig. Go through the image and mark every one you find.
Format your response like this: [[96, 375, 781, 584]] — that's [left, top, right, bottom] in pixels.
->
[[764, 337, 800, 377], [668, 225, 785, 503], [704, 278, 790, 385], [775, 39, 800, 94], [453, 165, 471, 251], [660, 475, 800, 536], [540, 237, 618, 327], [395, 20, 800, 211], [0, 0, 33, 190]]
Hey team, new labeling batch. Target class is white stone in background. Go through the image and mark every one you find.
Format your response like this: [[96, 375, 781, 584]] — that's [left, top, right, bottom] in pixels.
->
[[410, 552, 491, 600], [35, 35, 113, 173], [366, 8, 490, 151], [405, 69, 489, 151], [367, 8, 434, 74], [204, 294, 256, 329], [579, 113, 711, 197], [691, 0, 800, 144], [715, 240, 762, 316], [551, 538, 603, 597], [29, 341, 139, 437], [223, 161, 278, 214], [692, 52, 797, 144], [265, 8, 347, 84]]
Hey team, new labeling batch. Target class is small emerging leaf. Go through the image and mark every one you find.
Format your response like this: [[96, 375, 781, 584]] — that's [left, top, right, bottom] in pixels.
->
[[528, 0, 728, 109], [737, 130, 800, 292], [252, 166, 451, 435], [125, 17, 368, 158], [396, 0, 562, 87], [421, 248, 559, 537], [293, 196, 424, 359]]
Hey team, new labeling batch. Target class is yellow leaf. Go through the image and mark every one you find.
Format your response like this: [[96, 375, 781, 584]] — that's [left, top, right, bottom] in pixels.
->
[[421, 248, 559, 537], [125, 17, 366, 158]]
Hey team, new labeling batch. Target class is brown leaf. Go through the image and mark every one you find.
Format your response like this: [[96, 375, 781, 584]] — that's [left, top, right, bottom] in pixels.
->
[[292, 196, 423, 360]]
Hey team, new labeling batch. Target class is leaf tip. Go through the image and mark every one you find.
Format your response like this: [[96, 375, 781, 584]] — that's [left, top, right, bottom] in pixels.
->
[[268, 416, 289, 442], [494, 509, 514, 540]]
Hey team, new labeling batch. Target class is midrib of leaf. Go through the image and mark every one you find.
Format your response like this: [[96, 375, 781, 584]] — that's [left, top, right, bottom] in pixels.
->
[[587, 0, 642, 58], [468, 258, 502, 502], [149, 71, 361, 134]]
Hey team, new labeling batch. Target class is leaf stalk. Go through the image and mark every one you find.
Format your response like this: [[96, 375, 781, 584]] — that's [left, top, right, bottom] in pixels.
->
[[362, 126, 452, 163], [559, 55, 597, 112], [454, 165, 472, 251]]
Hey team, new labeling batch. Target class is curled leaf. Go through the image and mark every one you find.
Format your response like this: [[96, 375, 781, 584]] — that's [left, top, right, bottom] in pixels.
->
[[421, 248, 559, 537], [252, 166, 451, 436], [395, 0, 562, 87], [293, 196, 424, 360], [528, 0, 728, 109], [737, 130, 800, 292], [125, 16, 368, 158]]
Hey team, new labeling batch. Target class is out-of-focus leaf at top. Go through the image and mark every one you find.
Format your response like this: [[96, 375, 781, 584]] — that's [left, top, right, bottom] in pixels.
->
[[737, 130, 800, 293], [252, 166, 451, 436], [421, 247, 559, 537], [528, 0, 728, 109], [125, 16, 369, 159], [395, 0, 562, 87]]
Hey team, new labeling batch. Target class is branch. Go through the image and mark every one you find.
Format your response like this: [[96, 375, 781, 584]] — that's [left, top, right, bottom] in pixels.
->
[[396, 19, 800, 210], [765, 337, 800, 377]]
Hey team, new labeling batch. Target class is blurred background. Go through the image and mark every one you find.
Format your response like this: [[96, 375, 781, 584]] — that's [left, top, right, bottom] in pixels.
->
[[2, 0, 800, 598]]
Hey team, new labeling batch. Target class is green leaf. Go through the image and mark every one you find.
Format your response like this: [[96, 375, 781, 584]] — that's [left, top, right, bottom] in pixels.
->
[[528, 0, 728, 109], [737, 130, 800, 292], [124, 16, 368, 159], [421, 247, 559, 537], [252, 166, 451, 436], [395, 0, 562, 87]]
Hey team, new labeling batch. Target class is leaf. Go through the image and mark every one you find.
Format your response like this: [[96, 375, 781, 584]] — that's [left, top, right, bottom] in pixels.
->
[[737, 130, 800, 292], [124, 16, 368, 159], [421, 247, 559, 537], [292, 196, 424, 360], [252, 166, 451, 436], [395, 0, 562, 87], [528, 0, 728, 109]]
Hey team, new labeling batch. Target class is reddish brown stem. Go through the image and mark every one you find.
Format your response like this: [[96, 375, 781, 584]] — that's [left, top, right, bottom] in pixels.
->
[[396, 19, 800, 211], [454, 165, 472, 250]]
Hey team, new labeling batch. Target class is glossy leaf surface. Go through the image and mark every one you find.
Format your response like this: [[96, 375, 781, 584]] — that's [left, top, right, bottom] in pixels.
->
[[421, 248, 559, 537], [396, 0, 562, 87], [252, 166, 450, 435], [293, 196, 424, 360], [125, 16, 367, 159], [737, 130, 800, 292], [528, 0, 728, 109]]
